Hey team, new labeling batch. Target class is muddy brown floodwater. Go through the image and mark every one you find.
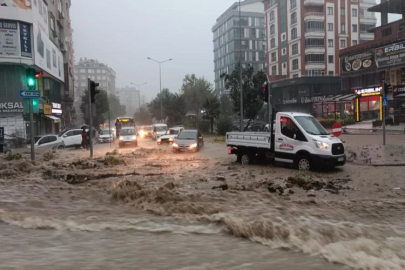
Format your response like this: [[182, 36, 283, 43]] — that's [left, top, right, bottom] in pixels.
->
[[1, 135, 405, 270]]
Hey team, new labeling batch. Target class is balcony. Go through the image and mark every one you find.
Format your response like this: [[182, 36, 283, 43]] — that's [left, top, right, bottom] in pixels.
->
[[304, 12, 325, 21], [304, 45, 325, 54], [304, 29, 325, 38], [304, 0, 324, 6], [305, 62, 326, 70]]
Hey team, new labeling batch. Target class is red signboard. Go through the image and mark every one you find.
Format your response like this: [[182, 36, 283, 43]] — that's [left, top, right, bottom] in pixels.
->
[[332, 122, 343, 137]]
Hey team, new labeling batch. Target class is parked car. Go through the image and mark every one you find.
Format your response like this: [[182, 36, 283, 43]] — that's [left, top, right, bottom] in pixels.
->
[[172, 130, 204, 152], [59, 129, 83, 148], [137, 125, 153, 138], [118, 127, 137, 148], [98, 128, 114, 143], [28, 134, 65, 151], [157, 127, 183, 145]]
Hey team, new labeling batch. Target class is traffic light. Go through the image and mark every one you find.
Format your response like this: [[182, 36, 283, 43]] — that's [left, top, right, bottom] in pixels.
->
[[35, 71, 44, 78], [90, 80, 100, 103], [32, 99, 39, 113], [383, 81, 391, 96], [262, 84, 269, 103], [26, 68, 36, 88]]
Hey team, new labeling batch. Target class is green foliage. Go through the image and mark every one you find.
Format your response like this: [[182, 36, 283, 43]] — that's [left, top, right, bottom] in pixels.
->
[[104, 155, 125, 166], [134, 104, 152, 125], [219, 94, 234, 118], [198, 121, 210, 133], [182, 118, 197, 129], [43, 150, 59, 161], [148, 88, 187, 126], [318, 117, 356, 128], [221, 63, 267, 119], [181, 75, 214, 119], [216, 117, 233, 135], [80, 89, 110, 127], [106, 149, 119, 156], [4, 152, 22, 161], [108, 94, 126, 120]]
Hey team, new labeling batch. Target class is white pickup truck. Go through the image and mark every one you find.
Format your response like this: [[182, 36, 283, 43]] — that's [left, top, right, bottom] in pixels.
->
[[226, 112, 346, 171]]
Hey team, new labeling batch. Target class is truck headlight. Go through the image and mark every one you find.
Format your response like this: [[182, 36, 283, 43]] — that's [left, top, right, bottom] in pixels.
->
[[313, 140, 329, 150]]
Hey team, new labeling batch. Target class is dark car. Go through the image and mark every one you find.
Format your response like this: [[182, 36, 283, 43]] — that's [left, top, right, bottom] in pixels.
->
[[172, 130, 204, 152], [247, 121, 267, 132]]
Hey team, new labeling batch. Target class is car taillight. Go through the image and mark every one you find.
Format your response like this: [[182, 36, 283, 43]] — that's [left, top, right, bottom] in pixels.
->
[[228, 148, 232, 155]]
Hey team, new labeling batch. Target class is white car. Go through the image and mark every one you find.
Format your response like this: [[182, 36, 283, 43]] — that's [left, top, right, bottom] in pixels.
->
[[152, 123, 168, 140], [157, 127, 183, 145], [98, 129, 114, 143], [59, 129, 83, 148], [28, 135, 65, 151], [118, 127, 138, 148]]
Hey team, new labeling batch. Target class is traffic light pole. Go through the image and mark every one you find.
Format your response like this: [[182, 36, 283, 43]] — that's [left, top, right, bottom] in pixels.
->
[[29, 97, 35, 161], [88, 78, 94, 157], [382, 80, 386, 146]]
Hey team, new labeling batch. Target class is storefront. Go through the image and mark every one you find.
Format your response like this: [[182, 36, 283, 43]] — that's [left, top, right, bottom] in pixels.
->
[[353, 87, 383, 122], [393, 86, 405, 122]]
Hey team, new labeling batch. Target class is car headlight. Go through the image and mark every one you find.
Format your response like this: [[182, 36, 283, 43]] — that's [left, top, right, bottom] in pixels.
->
[[172, 143, 179, 148], [119, 136, 123, 140], [169, 137, 174, 141], [190, 143, 198, 148], [157, 138, 161, 142], [133, 135, 137, 140], [313, 140, 329, 150]]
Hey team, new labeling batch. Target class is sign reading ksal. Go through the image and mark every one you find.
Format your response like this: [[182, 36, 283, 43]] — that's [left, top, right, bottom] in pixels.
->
[[0, 102, 24, 113]]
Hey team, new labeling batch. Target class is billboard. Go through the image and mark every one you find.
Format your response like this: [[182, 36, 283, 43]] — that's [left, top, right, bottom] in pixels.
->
[[341, 51, 374, 73], [375, 41, 405, 68], [33, 24, 64, 82]]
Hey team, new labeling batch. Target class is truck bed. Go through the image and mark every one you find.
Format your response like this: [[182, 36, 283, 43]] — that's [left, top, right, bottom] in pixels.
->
[[226, 132, 272, 149]]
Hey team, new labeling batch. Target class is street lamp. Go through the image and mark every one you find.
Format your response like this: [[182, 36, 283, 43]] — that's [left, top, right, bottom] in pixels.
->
[[131, 82, 147, 110], [147, 57, 172, 121]]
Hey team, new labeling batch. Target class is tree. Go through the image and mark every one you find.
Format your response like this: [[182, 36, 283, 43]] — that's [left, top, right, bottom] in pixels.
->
[[221, 63, 267, 120], [148, 88, 187, 126], [80, 89, 109, 127], [134, 104, 152, 125], [219, 94, 234, 118], [202, 93, 221, 134], [108, 94, 126, 120], [180, 74, 213, 119]]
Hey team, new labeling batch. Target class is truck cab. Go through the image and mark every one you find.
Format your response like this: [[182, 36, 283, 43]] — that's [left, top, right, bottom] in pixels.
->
[[226, 112, 346, 171]]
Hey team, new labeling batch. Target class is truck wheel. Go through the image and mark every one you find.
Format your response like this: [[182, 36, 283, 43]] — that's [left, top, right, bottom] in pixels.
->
[[297, 155, 311, 171], [240, 154, 251, 165]]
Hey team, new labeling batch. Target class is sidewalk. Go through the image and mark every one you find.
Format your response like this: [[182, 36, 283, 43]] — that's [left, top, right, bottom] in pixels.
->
[[343, 120, 405, 135]]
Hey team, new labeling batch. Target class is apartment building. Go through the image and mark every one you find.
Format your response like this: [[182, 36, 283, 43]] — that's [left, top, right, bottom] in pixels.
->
[[115, 87, 140, 117], [212, 0, 266, 94], [263, 0, 377, 80]]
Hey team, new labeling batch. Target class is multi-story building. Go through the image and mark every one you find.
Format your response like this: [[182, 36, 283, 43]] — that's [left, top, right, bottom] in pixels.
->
[[212, 0, 266, 94], [0, 0, 75, 139], [115, 87, 140, 117], [74, 58, 116, 101], [263, 0, 377, 80]]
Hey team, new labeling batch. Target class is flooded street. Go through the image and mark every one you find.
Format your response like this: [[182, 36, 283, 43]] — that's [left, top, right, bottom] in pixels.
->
[[1, 135, 405, 270]]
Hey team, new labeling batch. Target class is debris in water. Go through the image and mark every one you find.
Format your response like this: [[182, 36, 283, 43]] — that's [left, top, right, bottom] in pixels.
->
[[212, 184, 228, 191]]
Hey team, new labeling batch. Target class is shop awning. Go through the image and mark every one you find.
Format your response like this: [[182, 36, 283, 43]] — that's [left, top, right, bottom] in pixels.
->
[[335, 94, 356, 101], [45, 115, 61, 122], [395, 94, 405, 98]]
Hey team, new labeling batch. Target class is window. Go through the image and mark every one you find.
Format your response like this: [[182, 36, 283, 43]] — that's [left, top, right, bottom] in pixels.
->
[[280, 117, 300, 139], [352, 24, 358, 32], [305, 21, 324, 31], [352, 9, 357, 17], [271, 52, 276, 62], [352, 40, 358, 46], [270, 0, 276, 7], [305, 38, 324, 47], [270, 24, 275, 35], [341, 24, 346, 33], [282, 48, 287, 55], [305, 54, 325, 63], [292, 43, 298, 55], [328, 55, 334, 63], [291, 28, 297, 39], [328, 23, 333, 31], [96, 69, 101, 73], [340, 39, 346, 48], [291, 12, 297, 24], [270, 38, 275, 48], [328, 39, 333, 47], [341, 7, 346, 16], [271, 65, 277, 75], [292, 59, 299, 70], [291, 0, 296, 9], [328, 71, 334, 76], [50, 15, 55, 31], [270, 11, 274, 21], [328, 7, 333, 15]]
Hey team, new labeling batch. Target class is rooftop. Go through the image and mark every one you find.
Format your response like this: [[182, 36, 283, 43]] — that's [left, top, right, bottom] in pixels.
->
[[369, 0, 405, 15]]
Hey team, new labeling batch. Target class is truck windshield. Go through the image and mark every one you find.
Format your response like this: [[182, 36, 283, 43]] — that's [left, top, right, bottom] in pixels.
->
[[294, 116, 329, 136]]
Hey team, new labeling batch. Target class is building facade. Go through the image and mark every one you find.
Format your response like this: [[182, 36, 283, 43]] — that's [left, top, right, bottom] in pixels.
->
[[263, 0, 376, 80], [115, 86, 140, 117], [340, 0, 405, 123], [212, 0, 266, 94], [74, 58, 116, 102], [0, 0, 75, 140]]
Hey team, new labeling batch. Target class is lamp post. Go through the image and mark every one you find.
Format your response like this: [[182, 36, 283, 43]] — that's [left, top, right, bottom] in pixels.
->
[[131, 82, 147, 110], [147, 57, 172, 121]]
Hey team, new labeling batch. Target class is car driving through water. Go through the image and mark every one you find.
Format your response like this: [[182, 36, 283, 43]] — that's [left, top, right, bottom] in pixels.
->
[[172, 130, 204, 152]]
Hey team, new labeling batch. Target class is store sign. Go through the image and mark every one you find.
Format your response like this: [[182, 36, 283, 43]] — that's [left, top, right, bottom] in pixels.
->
[[355, 87, 382, 96], [19, 22, 32, 58], [283, 96, 333, 105], [0, 102, 24, 113], [342, 51, 374, 73], [0, 20, 19, 58], [393, 86, 405, 97], [43, 104, 52, 115], [375, 41, 405, 68], [283, 98, 298, 104], [52, 102, 62, 114]]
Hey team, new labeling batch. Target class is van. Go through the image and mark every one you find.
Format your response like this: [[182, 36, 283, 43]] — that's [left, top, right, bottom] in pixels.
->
[[152, 123, 168, 140]]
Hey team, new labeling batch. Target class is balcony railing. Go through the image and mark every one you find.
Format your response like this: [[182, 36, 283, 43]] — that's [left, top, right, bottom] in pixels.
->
[[304, 0, 324, 5], [305, 12, 325, 16], [305, 28, 324, 32]]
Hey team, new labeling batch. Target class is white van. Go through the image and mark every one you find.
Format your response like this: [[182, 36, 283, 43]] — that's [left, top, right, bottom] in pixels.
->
[[152, 123, 168, 140]]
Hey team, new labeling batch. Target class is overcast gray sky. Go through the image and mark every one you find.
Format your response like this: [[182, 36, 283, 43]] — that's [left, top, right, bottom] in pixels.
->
[[71, 0, 403, 102], [71, 0, 236, 101]]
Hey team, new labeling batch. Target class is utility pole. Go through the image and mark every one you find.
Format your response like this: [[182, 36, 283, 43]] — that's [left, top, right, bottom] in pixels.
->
[[29, 96, 34, 161], [88, 78, 93, 157], [382, 80, 386, 145], [239, 0, 243, 132]]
